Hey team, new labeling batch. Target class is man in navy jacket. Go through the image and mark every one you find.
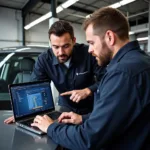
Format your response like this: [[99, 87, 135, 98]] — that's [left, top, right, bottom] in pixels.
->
[[30, 21, 104, 115], [31, 7, 150, 150]]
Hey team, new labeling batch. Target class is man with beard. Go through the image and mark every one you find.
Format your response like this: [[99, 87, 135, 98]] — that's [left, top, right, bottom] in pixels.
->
[[30, 7, 150, 150], [4, 20, 104, 124]]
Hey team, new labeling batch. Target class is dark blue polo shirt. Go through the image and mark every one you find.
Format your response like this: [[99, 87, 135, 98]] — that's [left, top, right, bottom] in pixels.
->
[[47, 41, 150, 150], [31, 43, 104, 114]]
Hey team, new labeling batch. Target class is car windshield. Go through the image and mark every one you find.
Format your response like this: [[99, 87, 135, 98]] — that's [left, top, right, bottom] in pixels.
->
[[0, 52, 40, 101]]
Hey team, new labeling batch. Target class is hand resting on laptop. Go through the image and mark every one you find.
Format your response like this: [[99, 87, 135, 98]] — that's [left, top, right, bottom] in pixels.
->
[[4, 116, 15, 124]]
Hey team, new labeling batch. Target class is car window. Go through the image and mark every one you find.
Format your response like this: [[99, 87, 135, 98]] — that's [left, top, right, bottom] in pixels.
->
[[0, 52, 40, 102]]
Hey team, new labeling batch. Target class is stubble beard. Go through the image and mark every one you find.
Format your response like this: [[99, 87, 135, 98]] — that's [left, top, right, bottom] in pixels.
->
[[97, 42, 112, 67]]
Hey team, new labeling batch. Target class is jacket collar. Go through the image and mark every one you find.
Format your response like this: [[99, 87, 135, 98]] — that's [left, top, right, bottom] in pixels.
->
[[109, 40, 140, 65]]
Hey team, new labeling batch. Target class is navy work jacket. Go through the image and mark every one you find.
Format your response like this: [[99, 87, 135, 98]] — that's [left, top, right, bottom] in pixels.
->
[[47, 41, 150, 150], [31, 43, 104, 114]]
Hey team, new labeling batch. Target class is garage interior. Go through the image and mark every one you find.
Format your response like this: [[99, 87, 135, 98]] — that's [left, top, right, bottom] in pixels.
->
[[0, 0, 149, 51]]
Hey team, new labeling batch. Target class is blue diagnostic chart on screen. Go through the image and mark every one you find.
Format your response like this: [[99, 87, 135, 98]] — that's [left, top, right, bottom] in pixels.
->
[[27, 93, 43, 110]]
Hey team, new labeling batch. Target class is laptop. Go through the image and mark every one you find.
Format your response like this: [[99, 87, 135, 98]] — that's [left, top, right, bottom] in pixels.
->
[[9, 80, 61, 135]]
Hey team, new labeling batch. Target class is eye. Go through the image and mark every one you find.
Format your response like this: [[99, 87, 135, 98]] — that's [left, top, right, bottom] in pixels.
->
[[87, 41, 94, 45], [53, 46, 59, 49], [63, 44, 70, 49], [89, 42, 94, 45]]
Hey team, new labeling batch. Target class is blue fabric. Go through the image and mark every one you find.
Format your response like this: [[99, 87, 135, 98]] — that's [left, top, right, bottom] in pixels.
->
[[47, 41, 150, 150], [31, 43, 104, 114]]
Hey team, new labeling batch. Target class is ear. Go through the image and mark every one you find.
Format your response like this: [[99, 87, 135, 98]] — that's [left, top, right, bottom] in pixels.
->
[[105, 30, 115, 46], [73, 37, 76, 44]]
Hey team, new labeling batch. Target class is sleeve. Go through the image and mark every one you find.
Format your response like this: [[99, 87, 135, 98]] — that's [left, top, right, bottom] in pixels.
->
[[47, 70, 141, 150], [30, 54, 50, 82], [88, 56, 106, 92], [82, 113, 90, 122]]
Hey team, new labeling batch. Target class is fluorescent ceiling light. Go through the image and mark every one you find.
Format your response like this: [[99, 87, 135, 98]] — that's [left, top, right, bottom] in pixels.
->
[[24, 0, 79, 30], [110, 2, 121, 8], [120, 0, 135, 5], [129, 31, 135, 35], [56, 6, 64, 13], [137, 37, 148, 41], [24, 12, 52, 30], [86, 0, 136, 18], [109, 0, 136, 8], [62, 0, 79, 8]]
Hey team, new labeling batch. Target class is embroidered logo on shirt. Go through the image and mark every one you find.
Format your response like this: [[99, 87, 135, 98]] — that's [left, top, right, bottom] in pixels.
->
[[76, 71, 88, 76]]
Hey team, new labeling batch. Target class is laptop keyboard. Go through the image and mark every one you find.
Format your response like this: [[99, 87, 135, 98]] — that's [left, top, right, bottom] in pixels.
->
[[21, 111, 61, 127]]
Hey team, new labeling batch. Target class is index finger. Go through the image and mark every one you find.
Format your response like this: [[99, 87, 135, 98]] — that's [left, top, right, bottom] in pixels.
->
[[60, 91, 73, 96], [58, 112, 71, 122]]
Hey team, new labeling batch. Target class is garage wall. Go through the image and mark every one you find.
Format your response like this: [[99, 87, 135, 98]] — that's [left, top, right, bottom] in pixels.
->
[[0, 7, 22, 47], [25, 13, 87, 46], [0, 7, 148, 50], [0, 7, 86, 48], [72, 23, 87, 44]]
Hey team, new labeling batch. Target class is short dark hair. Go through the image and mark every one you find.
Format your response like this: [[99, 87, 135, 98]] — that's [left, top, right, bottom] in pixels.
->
[[48, 20, 74, 40], [83, 7, 129, 41]]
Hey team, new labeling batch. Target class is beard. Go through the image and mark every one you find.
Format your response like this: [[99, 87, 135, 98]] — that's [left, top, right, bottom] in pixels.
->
[[57, 54, 70, 63], [97, 53, 111, 66], [96, 41, 112, 67]]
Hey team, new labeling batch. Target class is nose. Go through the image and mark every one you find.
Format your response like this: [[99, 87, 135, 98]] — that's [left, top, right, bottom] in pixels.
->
[[88, 46, 93, 54], [58, 47, 64, 55]]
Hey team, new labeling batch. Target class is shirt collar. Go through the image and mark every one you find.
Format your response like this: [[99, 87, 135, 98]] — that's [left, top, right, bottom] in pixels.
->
[[109, 40, 140, 65], [64, 57, 71, 68]]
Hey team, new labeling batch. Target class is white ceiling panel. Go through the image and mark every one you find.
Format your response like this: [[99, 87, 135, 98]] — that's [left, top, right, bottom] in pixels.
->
[[0, 0, 148, 26]]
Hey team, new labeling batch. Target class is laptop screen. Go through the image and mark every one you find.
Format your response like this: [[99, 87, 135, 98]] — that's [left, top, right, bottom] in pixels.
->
[[10, 81, 54, 119]]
